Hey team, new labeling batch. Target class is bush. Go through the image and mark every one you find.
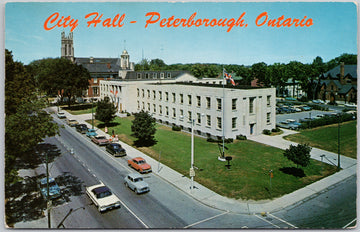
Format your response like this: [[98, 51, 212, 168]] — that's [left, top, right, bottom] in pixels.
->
[[207, 137, 233, 143], [298, 96, 308, 102], [272, 127, 281, 132], [263, 129, 271, 135], [236, 134, 247, 140], [172, 125, 181, 131]]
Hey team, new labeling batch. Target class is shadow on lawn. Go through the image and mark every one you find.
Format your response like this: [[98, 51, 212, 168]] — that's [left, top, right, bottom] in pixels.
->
[[279, 167, 306, 178]]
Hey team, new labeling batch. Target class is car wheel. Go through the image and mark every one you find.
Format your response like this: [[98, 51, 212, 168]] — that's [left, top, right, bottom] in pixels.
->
[[134, 188, 139, 194]]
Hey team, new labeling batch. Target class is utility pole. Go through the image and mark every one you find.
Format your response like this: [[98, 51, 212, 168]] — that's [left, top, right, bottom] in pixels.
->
[[46, 152, 51, 228], [337, 114, 341, 170]]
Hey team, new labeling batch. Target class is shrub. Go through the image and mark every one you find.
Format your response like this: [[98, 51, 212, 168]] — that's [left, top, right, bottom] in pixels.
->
[[272, 127, 281, 132], [263, 129, 271, 135], [172, 125, 181, 131], [236, 134, 247, 140]]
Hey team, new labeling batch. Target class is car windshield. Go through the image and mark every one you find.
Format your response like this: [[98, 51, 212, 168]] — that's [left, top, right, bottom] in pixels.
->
[[137, 160, 145, 164], [97, 136, 106, 139], [112, 145, 119, 149], [40, 181, 56, 188], [134, 178, 143, 182]]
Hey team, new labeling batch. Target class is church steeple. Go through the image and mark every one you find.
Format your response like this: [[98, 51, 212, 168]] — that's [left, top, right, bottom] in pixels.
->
[[61, 31, 74, 62]]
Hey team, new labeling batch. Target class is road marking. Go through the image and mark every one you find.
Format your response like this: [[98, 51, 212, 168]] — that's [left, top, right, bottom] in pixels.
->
[[267, 212, 298, 228], [254, 214, 280, 228], [343, 218, 357, 228], [183, 211, 229, 228]]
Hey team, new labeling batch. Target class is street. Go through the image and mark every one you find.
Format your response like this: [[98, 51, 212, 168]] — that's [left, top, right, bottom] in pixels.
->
[[12, 114, 357, 229]]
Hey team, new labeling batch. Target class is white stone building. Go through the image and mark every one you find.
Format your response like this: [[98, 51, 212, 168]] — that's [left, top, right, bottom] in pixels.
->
[[100, 74, 276, 138]]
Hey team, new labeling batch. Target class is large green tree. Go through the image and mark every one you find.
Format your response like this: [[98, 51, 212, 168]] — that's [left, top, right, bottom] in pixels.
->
[[95, 96, 117, 126], [28, 57, 91, 107], [251, 62, 270, 86], [5, 49, 59, 186], [131, 110, 157, 146], [283, 144, 312, 169]]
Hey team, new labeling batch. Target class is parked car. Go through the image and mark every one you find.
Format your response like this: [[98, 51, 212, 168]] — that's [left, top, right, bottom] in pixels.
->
[[106, 143, 126, 157], [301, 106, 312, 111], [86, 128, 97, 137], [66, 119, 79, 127], [124, 173, 150, 194], [127, 157, 152, 174], [85, 183, 121, 212], [38, 177, 61, 200], [76, 124, 88, 134], [57, 112, 66, 119], [91, 135, 110, 146]]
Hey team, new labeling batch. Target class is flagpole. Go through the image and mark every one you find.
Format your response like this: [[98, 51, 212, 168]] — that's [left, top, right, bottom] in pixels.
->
[[220, 67, 225, 161]]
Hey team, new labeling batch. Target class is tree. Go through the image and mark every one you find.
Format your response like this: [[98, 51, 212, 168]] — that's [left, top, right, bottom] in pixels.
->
[[131, 110, 157, 146], [285, 61, 306, 98], [283, 144, 312, 168], [95, 96, 117, 126], [251, 62, 269, 86], [28, 58, 91, 107], [5, 49, 59, 186]]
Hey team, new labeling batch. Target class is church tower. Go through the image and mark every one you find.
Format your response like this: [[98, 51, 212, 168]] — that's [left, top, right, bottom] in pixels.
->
[[61, 31, 74, 62], [120, 49, 130, 70]]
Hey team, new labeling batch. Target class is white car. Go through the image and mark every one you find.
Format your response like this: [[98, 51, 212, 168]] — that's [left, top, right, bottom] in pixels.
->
[[57, 112, 66, 119], [124, 173, 150, 194], [86, 183, 121, 212]]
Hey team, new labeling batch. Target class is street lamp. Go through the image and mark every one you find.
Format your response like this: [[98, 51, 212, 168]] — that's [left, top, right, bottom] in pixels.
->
[[91, 98, 94, 129], [180, 113, 204, 192], [57, 207, 85, 228], [337, 114, 341, 170]]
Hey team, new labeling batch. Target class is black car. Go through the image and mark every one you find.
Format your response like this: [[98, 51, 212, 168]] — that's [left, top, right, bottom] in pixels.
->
[[76, 124, 88, 134], [106, 143, 126, 157]]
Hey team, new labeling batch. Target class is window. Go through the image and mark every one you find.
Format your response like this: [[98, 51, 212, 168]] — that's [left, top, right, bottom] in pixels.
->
[[267, 96, 271, 106], [153, 104, 156, 113], [159, 105, 162, 114], [147, 103, 150, 111], [137, 101, 140, 109], [217, 98, 222, 110], [137, 73, 142, 79], [160, 73, 164, 79], [93, 77, 98, 84], [232, 98, 237, 110], [232, 117, 237, 129], [267, 112, 271, 123], [249, 98, 255, 114], [172, 93, 176, 103], [206, 115, 211, 126], [180, 94, 184, 104], [159, 91, 162, 101], [153, 90, 156, 100], [217, 117, 222, 129], [165, 92, 169, 101], [137, 88, 139, 97], [180, 109, 184, 118], [147, 90, 150, 98], [173, 108, 176, 117], [93, 87, 98, 96], [197, 96, 201, 107], [142, 89, 144, 98], [142, 102, 145, 110], [188, 95, 192, 105], [145, 73, 149, 79], [197, 113, 201, 124], [167, 73, 171, 78], [206, 97, 211, 109], [165, 106, 169, 116], [188, 111, 192, 121], [153, 73, 157, 79]]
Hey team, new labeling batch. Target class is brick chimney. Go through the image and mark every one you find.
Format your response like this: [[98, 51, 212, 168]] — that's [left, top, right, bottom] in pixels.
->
[[340, 62, 345, 84]]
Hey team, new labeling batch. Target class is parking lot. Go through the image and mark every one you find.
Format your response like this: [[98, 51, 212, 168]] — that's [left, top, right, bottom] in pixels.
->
[[276, 109, 342, 124]]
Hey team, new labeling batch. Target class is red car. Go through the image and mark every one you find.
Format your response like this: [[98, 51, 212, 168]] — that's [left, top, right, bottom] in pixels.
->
[[127, 157, 152, 174], [91, 135, 110, 146]]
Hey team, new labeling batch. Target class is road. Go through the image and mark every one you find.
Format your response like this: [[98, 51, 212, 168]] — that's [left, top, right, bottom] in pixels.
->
[[31, 116, 356, 229]]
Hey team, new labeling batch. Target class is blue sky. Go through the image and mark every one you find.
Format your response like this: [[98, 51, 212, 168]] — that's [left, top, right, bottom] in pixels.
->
[[4, 1, 358, 66]]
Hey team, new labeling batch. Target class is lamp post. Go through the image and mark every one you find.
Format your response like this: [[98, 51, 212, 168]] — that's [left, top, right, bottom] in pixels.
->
[[46, 151, 51, 228], [57, 207, 85, 228], [337, 114, 341, 170], [91, 98, 94, 129]]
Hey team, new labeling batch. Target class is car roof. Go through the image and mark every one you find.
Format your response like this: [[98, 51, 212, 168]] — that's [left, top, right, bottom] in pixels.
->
[[40, 177, 55, 184], [127, 173, 143, 179], [133, 157, 145, 161], [93, 186, 111, 194]]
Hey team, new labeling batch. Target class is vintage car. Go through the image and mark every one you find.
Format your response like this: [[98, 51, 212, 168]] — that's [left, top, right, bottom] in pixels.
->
[[91, 135, 110, 146], [57, 112, 66, 119], [66, 119, 79, 127], [106, 143, 126, 157], [86, 128, 98, 137], [124, 173, 150, 194], [38, 177, 61, 200], [85, 183, 121, 213], [127, 157, 152, 174], [75, 124, 88, 134]]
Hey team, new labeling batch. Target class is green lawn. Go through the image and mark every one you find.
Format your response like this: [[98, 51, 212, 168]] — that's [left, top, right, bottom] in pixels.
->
[[67, 107, 96, 115], [91, 116, 338, 200], [284, 121, 357, 159]]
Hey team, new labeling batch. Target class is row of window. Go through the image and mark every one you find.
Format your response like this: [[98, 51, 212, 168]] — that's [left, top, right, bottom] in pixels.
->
[[137, 72, 172, 79], [136, 101, 272, 129], [137, 88, 272, 113]]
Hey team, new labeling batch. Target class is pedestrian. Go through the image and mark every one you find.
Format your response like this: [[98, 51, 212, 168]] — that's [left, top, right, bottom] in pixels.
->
[[105, 126, 108, 133], [112, 129, 115, 137]]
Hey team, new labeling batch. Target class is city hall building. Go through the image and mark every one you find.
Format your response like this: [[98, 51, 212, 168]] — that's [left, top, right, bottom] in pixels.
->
[[61, 31, 276, 138]]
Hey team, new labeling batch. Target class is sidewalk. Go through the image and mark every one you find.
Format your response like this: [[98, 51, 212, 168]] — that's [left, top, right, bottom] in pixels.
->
[[56, 108, 357, 214]]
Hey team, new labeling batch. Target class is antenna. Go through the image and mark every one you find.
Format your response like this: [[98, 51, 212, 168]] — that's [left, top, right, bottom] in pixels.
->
[[124, 40, 126, 50]]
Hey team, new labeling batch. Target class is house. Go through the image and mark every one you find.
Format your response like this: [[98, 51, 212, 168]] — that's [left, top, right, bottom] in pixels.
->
[[318, 62, 357, 104]]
